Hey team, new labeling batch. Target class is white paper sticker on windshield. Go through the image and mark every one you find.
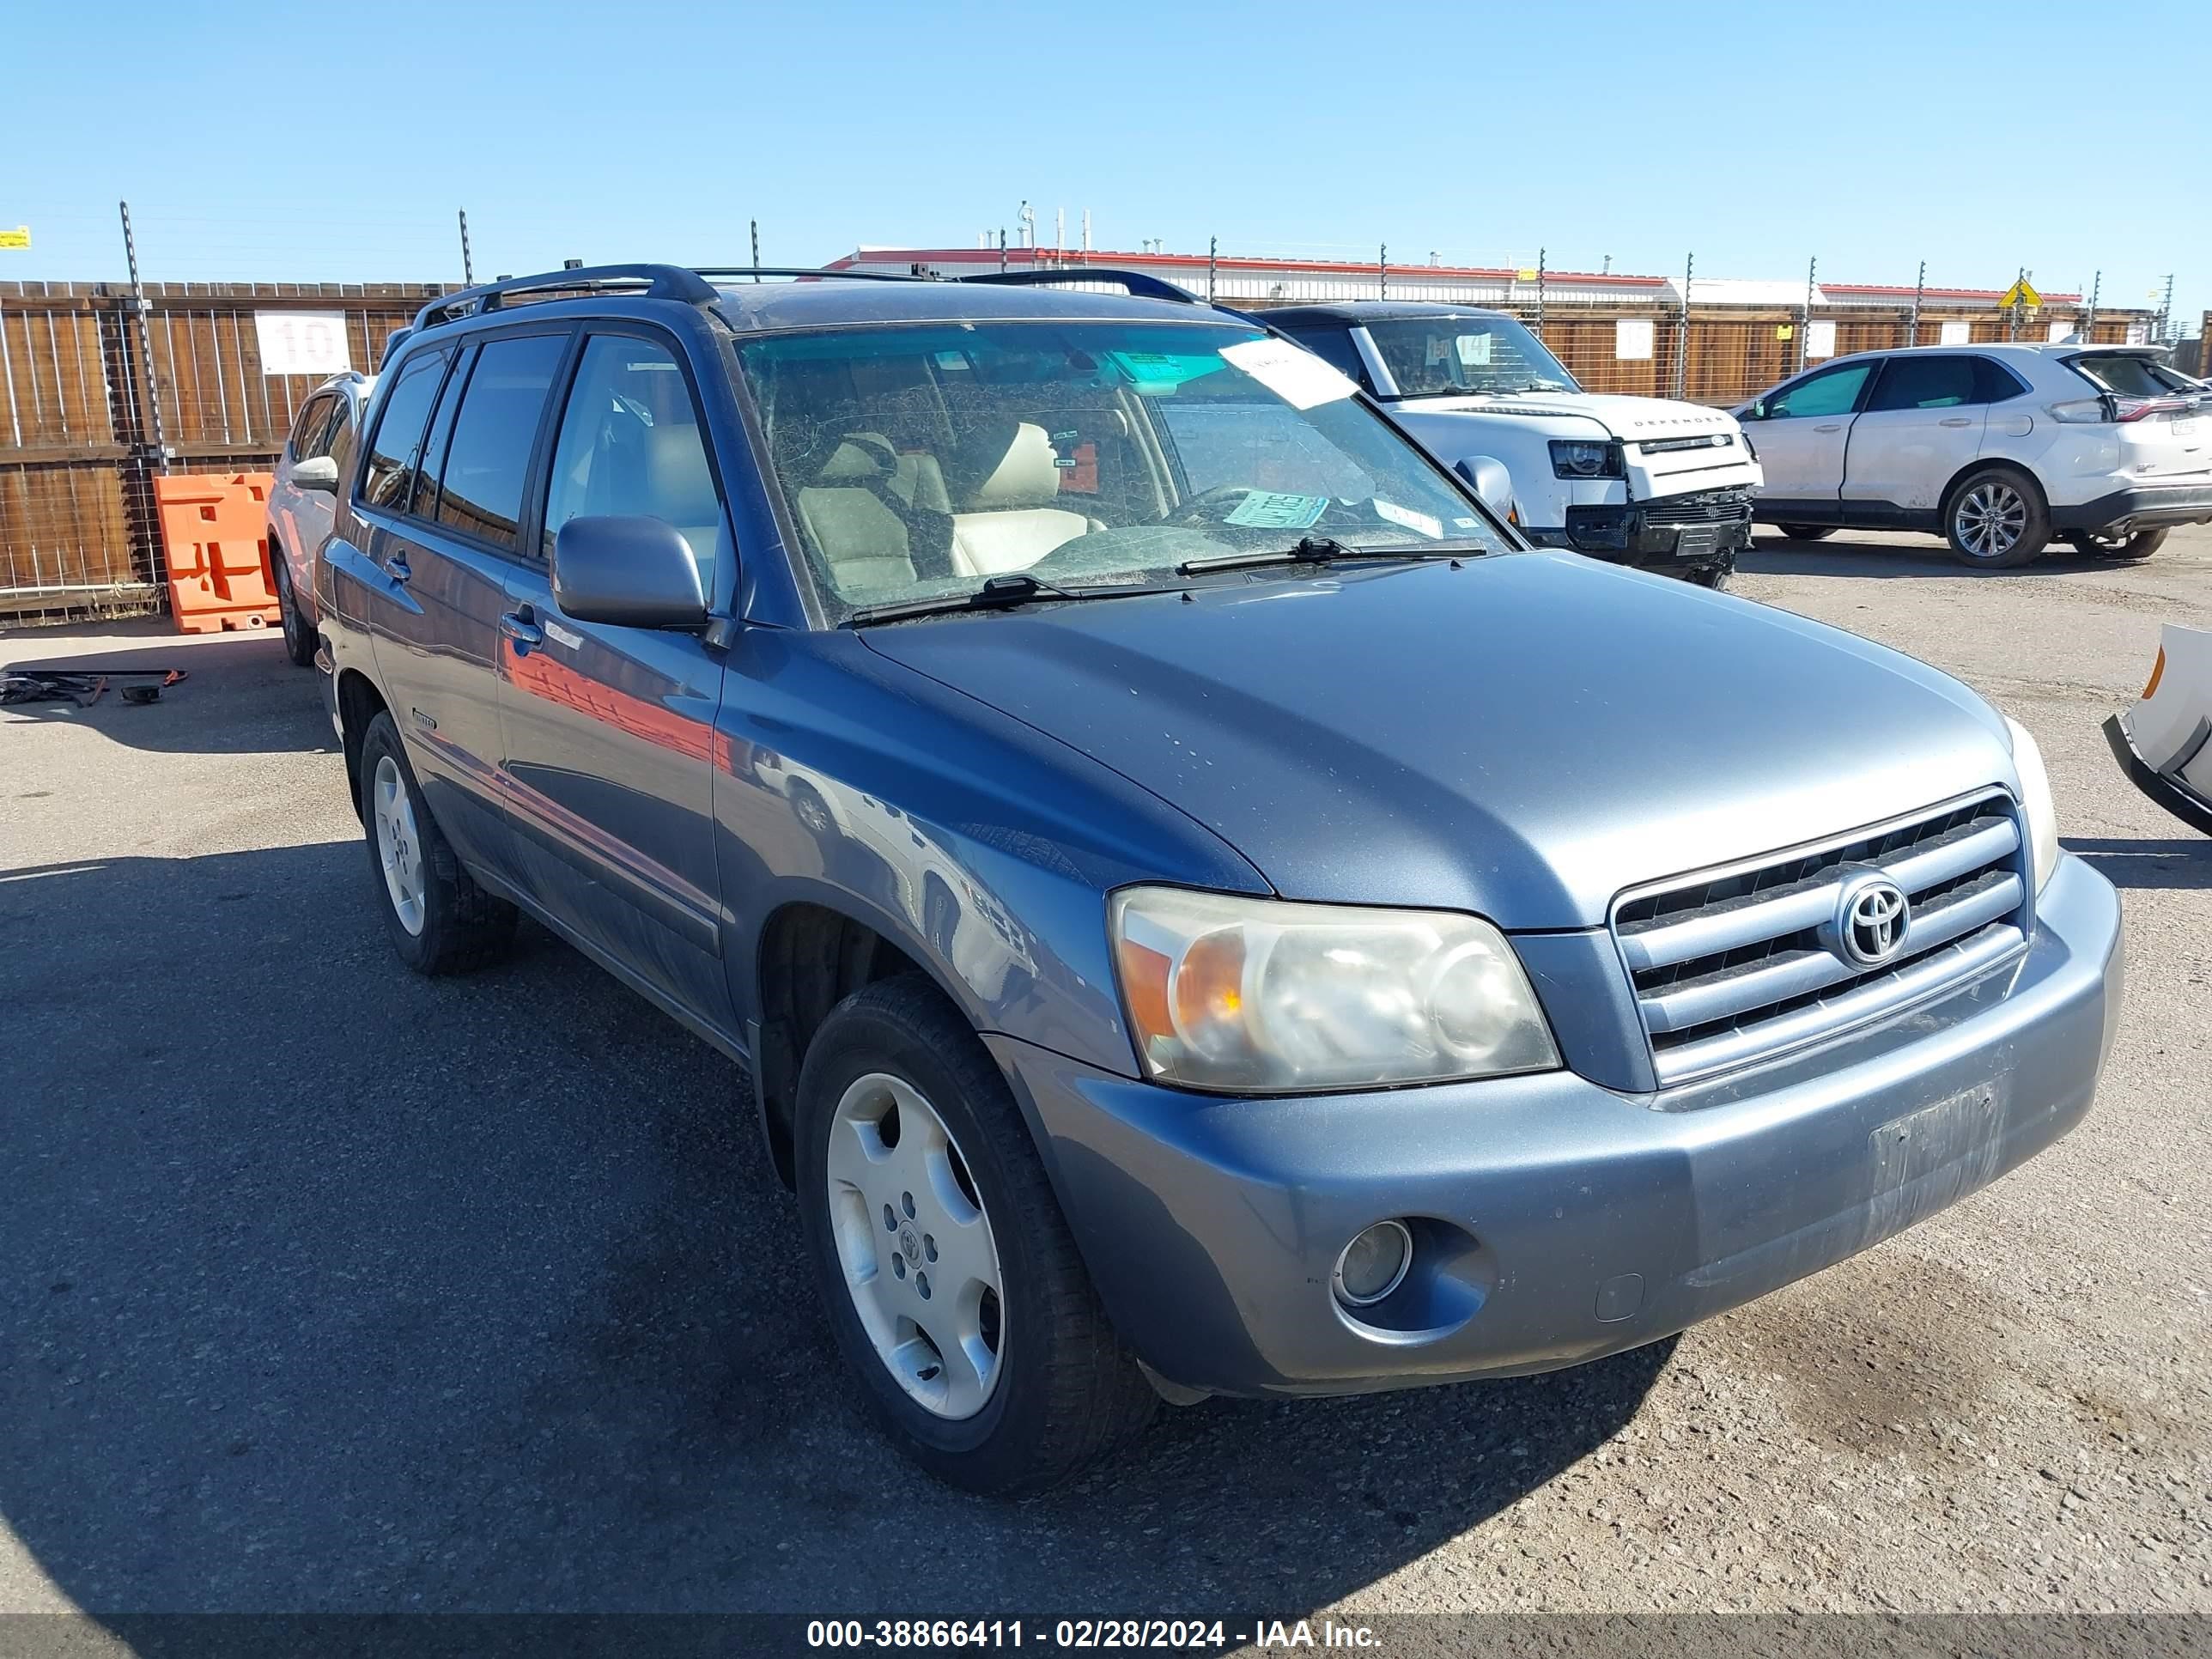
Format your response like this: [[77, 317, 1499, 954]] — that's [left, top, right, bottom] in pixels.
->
[[1220, 337, 1359, 410], [1456, 332, 1494, 367], [1373, 499, 1443, 540], [1224, 490, 1329, 530]]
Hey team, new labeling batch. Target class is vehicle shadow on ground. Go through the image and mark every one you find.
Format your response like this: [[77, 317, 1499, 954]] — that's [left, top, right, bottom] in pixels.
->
[[1, 633, 331, 759], [1741, 538, 2118, 580], [2062, 836, 2212, 889], [2, 844, 1670, 1620]]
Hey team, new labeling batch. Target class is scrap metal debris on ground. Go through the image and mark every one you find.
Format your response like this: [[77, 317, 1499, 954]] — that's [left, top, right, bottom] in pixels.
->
[[1, 667, 186, 708]]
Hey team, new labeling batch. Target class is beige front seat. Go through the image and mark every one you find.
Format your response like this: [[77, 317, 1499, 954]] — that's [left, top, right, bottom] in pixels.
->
[[793, 439, 920, 596], [949, 422, 1098, 576]]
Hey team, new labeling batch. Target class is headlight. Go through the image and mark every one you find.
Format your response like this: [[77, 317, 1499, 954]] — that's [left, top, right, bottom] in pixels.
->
[[1548, 439, 1625, 479], [2003, 715, 2060, 893], [1109, 887, 1559, 1093]]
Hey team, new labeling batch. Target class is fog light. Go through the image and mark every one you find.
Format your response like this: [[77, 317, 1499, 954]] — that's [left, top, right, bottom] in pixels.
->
[[1333, 1220, 1413, 1308]]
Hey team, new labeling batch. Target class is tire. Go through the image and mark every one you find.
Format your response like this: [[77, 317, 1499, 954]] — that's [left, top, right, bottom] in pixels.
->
[[1944, 467, 2049, 569], [270, 535, 317, 668], [795, 975, 1156, 1495], [356, 711, 516, 975], [1681, 556, 1733, 592], [1774, 524, 1834, 542], [789, 779, 836, 841], [2071, 526, 2169, 562]]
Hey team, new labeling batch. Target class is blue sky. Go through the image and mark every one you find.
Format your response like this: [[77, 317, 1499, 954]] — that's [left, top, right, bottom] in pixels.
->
[[5, 0, 2203, 325]]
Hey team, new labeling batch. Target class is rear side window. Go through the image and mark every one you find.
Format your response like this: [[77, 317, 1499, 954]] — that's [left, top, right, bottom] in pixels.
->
[[1972, 357, 2028, 403], [2069, 354, 2174, 398], [435, 333, 569, 550], [1865, 356, 1979, 411], [542, 333, 721, 587], [410, 345, 473, 519], [361, 349, 451, 510]]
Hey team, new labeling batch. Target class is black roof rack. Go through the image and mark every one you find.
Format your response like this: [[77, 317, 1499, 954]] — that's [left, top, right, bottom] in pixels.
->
[[412, 263, 720, 332], [692, 266, 926, 284], [958, 268, 1205, 306]]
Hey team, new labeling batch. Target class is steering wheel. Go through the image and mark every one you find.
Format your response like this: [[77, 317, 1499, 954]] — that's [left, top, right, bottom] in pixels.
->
[[1153, 483, 1254, 527]]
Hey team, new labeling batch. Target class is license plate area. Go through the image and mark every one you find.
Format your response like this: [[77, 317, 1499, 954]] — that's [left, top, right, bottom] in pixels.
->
[[1863, 1082, 2003, 1241], [1674, 525, 1722, 560]]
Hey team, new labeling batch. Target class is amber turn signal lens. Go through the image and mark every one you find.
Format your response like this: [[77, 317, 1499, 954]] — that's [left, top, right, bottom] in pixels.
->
[[2142, 647, 2166, 702]]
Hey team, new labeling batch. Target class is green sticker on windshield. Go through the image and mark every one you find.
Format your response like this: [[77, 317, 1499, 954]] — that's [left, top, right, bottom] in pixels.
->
[[1104, 350, 1224, 392], [1224, 490, 1328, 530]]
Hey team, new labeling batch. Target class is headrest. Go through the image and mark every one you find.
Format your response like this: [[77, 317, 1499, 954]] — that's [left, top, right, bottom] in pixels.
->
[[815, 434, 897, 484], [644, 423, 716, 515], [953, 422, 1062, 509]]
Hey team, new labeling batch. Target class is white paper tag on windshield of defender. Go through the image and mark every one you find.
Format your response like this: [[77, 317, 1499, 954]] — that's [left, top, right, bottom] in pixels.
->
[[1220, 338, 1359, 410], [1373, 499, 1443, 539], [1455, 333, 1493, 367]]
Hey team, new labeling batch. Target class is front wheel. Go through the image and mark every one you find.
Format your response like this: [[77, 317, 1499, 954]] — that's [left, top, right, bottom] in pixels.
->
[[2072, 527, 2169, 562], [1945, 469, 2049, 569], [795, 976, 1155, 1495], [1774, 524, 1834, 542]]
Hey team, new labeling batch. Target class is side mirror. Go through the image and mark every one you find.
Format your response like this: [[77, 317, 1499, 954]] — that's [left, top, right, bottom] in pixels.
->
[[1452, 455, 1518, 522], [551, 515, 708, 629], [291, 455, 340, 493], [1738, 402, 1764, 422]]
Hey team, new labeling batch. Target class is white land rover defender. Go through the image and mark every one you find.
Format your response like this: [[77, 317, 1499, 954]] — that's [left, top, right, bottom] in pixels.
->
[[1263, 301, 1764, 586]]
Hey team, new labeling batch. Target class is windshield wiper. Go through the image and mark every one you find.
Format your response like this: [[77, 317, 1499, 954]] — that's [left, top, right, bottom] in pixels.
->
[[1176, 535, 1456, 576], [845, 572, 1166, 627]]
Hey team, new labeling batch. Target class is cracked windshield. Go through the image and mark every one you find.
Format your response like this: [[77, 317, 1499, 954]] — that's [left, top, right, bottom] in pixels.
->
[[735, 320, 1508, 618]]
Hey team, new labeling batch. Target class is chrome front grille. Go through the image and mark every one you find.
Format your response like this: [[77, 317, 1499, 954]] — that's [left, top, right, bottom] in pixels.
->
[[1613, 792, 2030, 1086]]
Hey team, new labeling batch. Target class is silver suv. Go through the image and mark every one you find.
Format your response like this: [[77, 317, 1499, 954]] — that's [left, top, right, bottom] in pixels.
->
[[1740, 343, 2212, 567]]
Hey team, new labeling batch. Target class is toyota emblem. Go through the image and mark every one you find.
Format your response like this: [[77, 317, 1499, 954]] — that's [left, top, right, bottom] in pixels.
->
[[1830, 872, 1910, 969]]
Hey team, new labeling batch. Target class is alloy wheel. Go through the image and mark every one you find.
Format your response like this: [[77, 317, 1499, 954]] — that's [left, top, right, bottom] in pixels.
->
[[372, 755, 428, 937], [1954, 482, 2028, 560], [824, 1071, 1006, 1419]]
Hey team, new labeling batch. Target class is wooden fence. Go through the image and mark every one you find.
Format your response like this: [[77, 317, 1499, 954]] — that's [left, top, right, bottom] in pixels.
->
[[0, 281, 447, 620], [0, 276, 2163, 623]]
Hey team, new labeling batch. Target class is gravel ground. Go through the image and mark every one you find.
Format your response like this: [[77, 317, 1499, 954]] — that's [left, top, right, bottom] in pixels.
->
[[2, 526, 2208, 1626]]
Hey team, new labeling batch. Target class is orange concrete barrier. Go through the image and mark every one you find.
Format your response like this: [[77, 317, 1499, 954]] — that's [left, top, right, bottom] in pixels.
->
[[155, 472, 281, 635]]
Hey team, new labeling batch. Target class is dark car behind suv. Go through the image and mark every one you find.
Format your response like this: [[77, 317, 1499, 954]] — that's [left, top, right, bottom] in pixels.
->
[[313, 264, 2119, 1495]]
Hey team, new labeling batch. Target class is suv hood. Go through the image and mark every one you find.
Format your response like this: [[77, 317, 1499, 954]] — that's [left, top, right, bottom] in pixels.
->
[[860, 554, 2014, 930], [1396, 391, 1738, 442]]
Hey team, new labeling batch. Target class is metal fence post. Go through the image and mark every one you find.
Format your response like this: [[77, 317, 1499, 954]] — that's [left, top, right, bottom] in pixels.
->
[[1534, 247, 1547, 339], [118, 201, 167, 479], [1207, 235, 1217, 302], [458, 210, 474, 284], [2083, 270, 2100, 341], [1908, 259, 1924, 348], [1675, 252, 1692, 401], [1798, 256, 1816, 374], [1378, 243, 1387, 301]]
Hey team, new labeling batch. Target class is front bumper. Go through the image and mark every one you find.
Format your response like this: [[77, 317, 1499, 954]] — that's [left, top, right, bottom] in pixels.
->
[[991, 854, 2122, 1399], [1539, 491, 1754, 566], [2105, 710, 2212, 836], [2051, 482, 2212, 534]]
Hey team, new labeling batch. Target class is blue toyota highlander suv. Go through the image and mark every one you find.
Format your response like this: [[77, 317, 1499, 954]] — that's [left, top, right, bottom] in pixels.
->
[[309, 264, 2124, 1494]]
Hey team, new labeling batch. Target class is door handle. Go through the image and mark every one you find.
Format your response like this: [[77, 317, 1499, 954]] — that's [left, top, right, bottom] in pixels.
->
[[1814, 423, 1844, 433], [1939, 417, 1973, 428], [385, 552, 411, 585], [500, 609, 544, 650]]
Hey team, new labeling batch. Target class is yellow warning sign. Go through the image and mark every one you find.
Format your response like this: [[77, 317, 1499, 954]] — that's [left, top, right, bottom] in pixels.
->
[[2000, 277, 2041, 310], [1516, 269, 1539, 283], [0, 227, 30, 250], [1776, 324, 1795, 340]]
